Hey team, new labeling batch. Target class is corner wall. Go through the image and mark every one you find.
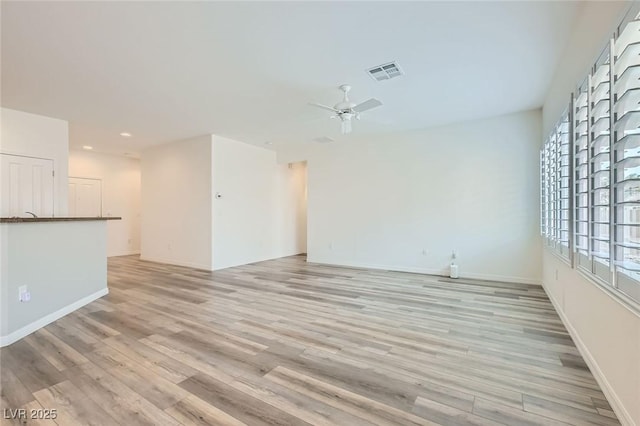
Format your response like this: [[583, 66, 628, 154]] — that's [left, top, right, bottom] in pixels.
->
[[140, 135, 213, 270], [542, 2, 640, 425], [212, 136, 306, 270]]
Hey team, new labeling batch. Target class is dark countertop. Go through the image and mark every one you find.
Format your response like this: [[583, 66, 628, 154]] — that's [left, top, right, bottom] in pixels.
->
[[0, 217, 122, 223]]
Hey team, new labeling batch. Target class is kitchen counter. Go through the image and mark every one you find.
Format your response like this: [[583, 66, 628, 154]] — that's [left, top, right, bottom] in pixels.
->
[[0, 217, 121, 223]]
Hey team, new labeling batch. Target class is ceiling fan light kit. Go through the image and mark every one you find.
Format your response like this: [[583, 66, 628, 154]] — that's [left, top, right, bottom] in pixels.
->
[[308, 84, 382, 134]]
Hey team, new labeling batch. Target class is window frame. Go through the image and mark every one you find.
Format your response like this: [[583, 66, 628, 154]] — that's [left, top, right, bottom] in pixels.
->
[[542, 3, 640, 313], [541, 109, 572, 263]]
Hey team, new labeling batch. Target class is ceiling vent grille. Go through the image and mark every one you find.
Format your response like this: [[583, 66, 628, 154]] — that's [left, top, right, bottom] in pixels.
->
[[367, 61, 403, 81]]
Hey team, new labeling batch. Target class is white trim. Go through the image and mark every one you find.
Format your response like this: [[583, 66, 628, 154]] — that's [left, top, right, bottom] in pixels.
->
[[307, 259, 542, 285], [141, 252, 306, 272], [542, 284, 635, 426], [459, 271, 541, 286], [0, 288, 108, 347], [213, 251, 306, 271], [139, 255, 212, 271], [108, 251, 140, 258]]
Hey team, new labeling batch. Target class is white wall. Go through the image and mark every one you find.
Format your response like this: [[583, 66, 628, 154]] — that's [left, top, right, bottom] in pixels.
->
[[542, 2, 640, 425], [68, 150, 141, 256], [294, 161, 307, 253], [212, 136, 306, 270], [281, 110, 542, 284], [140, 135, 213, 270], [0, 108, 69, 216]]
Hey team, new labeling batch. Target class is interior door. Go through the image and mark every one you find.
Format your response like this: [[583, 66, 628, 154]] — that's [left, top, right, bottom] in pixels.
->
[[0, 153, 54, 217], [68, 177, 102, 217]]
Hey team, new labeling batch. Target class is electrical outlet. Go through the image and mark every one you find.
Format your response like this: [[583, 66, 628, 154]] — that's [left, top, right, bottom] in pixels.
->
[[18, 285, 31, 302], [555, 269, 559, 280], [421, 249, 427, 256], [329, 242, 333, 250]]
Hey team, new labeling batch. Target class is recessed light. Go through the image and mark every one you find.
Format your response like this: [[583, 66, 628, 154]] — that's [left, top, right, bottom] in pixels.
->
[[120, 132, 132, 137], [82, 145, 93, 150]]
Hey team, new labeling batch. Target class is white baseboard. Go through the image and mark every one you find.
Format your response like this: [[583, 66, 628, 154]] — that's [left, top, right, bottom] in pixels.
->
[[307, 258, 541, 285], [213, 251, 306, 271], [460, 271, 541, 285], [0, 288, 109, 348], [542, 283, 635, 426], [139, 255, 213, 271], [141, 252, 305, 272], [108, 251, 140, 257]]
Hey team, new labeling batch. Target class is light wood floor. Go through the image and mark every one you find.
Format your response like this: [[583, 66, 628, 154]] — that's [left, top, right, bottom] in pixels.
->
[[1, 255, 620, 425]]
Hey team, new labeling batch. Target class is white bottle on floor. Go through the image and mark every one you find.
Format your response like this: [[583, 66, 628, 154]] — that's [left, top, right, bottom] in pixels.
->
[[449, 262, 459, 279]]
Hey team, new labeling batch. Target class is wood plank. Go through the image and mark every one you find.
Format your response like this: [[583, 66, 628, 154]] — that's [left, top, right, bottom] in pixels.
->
[[23, 329, 89, 371], [63, 363, 181, 426], [523, 394, 620, 426], [164, 395, 248, 426], [1, 341, 65, 393], [178, 373, 313, 426], [412, 396, 504, 426], [265, 366, 437, 426], [84, 346, 188, 410], [0, 362, 35, 409], [33, 380, 117, 425], [472, 397, 571, 426], [101, 334, 198, 384]]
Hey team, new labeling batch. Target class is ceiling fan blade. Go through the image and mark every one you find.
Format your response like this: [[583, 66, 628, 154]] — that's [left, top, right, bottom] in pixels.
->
[[353, 98, 382, 113], [308, 102, 339, 113]]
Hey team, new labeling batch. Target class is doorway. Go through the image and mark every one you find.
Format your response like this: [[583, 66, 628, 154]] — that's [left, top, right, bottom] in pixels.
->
[[68, 177, 102, 217], [0, 153, 54, 217]]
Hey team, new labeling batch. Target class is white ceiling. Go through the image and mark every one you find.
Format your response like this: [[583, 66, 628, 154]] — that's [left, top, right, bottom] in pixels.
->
[[1, 1, 582, 156]]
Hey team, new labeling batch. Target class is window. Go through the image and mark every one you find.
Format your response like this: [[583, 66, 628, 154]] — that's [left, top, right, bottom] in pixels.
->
[[557, 114, 571, 256], [541, 150, 548, 237], [574, 80, 590, 269], [613, 13, 640, 302], [590, 48, 612, 282], [541, 135, 555, 243], [541, 111, 571, 261], [541, 4, 640, 307]]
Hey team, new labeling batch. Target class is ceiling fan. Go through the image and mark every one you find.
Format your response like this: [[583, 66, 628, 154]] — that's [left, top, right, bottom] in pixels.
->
[[309, 84, 382, 134]]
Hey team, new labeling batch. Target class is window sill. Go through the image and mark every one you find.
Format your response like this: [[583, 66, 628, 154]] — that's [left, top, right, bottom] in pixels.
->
[[575, 268, 640, 318], [547, 246, 573, 268]]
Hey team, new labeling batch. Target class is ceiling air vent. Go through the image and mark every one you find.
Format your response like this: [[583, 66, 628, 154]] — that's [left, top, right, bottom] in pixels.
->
[[367, 61, 403, 81]]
